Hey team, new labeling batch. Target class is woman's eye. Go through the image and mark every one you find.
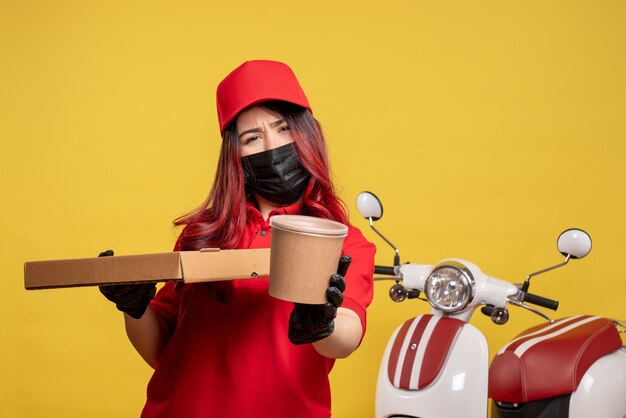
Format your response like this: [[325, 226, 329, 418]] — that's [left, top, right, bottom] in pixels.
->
[[243, 135, 261, 144], [278, 125, 290, 133]]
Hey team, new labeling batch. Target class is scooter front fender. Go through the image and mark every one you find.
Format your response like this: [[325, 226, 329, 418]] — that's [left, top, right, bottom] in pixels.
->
[[376, 316, 489, 418]]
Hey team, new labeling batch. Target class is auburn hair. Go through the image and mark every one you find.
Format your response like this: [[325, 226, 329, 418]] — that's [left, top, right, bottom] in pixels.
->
[[173, 102, 348, 250]]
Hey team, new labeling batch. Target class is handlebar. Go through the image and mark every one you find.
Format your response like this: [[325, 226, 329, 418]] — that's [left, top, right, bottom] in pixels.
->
[[376, 262, 560, 314], [523, 293, 559, 311], [375, 265, 396, 275]]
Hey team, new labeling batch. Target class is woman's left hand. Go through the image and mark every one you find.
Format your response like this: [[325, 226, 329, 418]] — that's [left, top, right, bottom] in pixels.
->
[[288, 255, 351, 345]]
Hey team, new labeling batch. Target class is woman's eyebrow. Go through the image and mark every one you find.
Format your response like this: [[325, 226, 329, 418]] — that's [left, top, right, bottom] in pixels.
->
[[238, 119, 287, 140]]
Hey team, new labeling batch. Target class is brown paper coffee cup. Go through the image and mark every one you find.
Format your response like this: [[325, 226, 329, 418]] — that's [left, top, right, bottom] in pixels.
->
[[269, 215, 348, 304]]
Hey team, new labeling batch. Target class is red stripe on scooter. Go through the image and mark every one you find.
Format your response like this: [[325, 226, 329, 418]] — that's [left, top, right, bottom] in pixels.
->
[[419, 317, 465, 389], [387, 316, 420, 384], [399, 315, 432, 389], [503, 316, 587, 353]]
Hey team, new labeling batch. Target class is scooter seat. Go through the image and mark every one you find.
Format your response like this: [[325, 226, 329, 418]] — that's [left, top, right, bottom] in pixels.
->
[[489, 315, 622, 403]]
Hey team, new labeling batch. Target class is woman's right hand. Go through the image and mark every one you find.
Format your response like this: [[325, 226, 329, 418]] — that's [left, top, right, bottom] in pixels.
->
[[288, 255, 351, 345], [97, 250, 156, 319]]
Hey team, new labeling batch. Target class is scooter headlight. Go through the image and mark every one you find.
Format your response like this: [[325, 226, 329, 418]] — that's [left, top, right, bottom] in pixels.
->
[[424, 261, 475, 313]]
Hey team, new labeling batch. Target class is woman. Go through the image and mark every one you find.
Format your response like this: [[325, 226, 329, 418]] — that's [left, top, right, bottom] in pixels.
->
[[100, 60, 375, 418]]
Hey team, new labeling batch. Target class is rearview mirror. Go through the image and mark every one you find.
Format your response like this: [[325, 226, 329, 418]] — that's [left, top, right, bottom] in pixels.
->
[[356, 191, 383, 221], [557, 229, 592, 259]]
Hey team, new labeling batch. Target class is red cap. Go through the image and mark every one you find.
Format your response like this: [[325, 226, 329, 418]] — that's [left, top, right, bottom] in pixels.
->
[[216, 60, 312, 132]]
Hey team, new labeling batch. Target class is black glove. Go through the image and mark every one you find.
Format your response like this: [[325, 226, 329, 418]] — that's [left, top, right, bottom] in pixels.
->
[[97, 250, 156, 319], [288, 255, 351, 345]]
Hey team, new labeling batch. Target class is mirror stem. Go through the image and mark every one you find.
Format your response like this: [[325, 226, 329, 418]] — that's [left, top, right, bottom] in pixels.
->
[[368, 217, 401, 271], [521, 254, 571, 292]]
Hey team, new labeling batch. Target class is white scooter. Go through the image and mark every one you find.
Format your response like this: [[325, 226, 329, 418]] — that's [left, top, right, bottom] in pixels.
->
[[356, 191, 626, 418]]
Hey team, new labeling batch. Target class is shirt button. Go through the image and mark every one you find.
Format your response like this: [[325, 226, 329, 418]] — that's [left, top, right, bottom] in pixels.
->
[[260, 230, 267, 236]]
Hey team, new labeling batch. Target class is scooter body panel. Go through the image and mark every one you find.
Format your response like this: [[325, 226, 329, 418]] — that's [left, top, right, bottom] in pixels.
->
[[569, 347, 626, 418], [376, 320, 489, 418]]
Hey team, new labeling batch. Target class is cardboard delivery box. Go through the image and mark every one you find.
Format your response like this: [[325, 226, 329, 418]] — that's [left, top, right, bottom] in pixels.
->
[[24, 248, 270, 290]]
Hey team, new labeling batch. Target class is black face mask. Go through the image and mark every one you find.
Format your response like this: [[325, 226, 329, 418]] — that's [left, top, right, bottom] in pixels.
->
[[242, 143, 311, 206]]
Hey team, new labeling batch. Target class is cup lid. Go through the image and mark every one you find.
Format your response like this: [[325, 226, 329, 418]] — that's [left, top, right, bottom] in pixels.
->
[[269, 215, 348, 237]]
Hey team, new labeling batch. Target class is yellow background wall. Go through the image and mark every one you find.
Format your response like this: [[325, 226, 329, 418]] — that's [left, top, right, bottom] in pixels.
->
[[1, 1, 625, 417]]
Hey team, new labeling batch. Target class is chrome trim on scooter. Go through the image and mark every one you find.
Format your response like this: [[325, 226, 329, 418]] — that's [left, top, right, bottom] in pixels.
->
[[613, 319, 626, 333], [507, 298, 554, 323]]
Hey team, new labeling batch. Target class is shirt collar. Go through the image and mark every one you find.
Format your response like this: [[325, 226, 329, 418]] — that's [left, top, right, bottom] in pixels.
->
[[245, 199, 303, 225]]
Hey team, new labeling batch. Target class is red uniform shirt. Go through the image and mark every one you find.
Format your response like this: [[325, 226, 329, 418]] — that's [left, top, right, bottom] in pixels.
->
[[142, 202, 375, 418]]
